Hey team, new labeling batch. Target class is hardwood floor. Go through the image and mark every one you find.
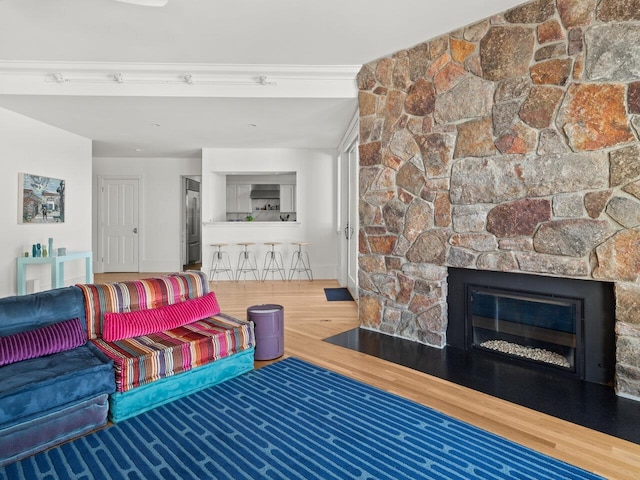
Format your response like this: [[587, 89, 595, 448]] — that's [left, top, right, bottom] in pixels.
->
[[95, 274, 640, 479]]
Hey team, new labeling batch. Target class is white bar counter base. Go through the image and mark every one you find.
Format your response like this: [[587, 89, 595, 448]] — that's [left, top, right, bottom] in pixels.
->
[[16, 251, 93, 295]]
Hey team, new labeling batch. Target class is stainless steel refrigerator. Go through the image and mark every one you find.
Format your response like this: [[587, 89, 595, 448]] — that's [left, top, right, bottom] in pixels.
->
[[185, 178, 201, 266]]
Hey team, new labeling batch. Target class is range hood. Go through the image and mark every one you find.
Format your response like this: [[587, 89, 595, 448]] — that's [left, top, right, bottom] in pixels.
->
[[250, 184, 280, 199]]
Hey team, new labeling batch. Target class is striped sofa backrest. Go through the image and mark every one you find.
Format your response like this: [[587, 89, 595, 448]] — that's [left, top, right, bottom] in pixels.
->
[[77, 271, 209, 340]]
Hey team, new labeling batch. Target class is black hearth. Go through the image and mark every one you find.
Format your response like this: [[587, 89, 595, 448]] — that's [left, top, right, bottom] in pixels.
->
[[447, 268, 616, 386], [325, 327, 640, 444]]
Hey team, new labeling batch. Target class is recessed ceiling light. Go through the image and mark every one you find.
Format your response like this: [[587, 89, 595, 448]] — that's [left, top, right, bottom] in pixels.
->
[[151, 123, 161, 127], [248, 123, 257, 128], [135, 148, 143, 152]]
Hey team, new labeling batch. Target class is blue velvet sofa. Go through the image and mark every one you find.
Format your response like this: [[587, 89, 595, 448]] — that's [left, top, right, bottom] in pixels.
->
[[0, 287, 116, 467]]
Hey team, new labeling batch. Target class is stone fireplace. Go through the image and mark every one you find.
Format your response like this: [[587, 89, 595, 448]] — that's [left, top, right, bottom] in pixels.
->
[[356, 0, 640, 400]]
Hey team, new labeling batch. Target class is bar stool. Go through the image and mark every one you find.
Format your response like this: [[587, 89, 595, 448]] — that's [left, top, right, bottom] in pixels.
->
[[236, 242, 260, 281], [262, 242, 286, 281], [288, 242, 313, 281], [208, 243, 234, 281]]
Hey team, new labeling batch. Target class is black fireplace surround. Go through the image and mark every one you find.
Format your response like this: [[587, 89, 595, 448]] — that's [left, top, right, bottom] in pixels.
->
[[447, 268, 616, 386]]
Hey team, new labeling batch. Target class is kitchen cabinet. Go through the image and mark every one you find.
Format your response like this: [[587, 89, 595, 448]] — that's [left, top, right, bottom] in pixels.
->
[[280, 184, 295, 212], [226, 184, 252, 212], [226, 185, 237, 212], [237, 185, 252, 212]]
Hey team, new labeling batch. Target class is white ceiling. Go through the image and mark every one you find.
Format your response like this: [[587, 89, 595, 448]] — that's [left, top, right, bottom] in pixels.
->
[[0, 0, 524, 158]]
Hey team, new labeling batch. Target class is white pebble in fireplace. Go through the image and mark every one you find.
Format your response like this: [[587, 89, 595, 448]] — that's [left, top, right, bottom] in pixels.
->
[[480, 340, 571, 369]]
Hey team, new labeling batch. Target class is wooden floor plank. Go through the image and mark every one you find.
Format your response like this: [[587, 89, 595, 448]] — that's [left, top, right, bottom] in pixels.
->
[[94, 274, 640, 479]]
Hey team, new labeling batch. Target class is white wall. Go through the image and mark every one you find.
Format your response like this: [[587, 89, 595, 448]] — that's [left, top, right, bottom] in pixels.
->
[[93, 156, 201, 273], [202, 148, 340, 279], [0, 107, 92, 297]]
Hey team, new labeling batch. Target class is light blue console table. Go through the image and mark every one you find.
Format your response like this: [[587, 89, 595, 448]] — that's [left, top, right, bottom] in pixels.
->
[[16, 251, 93, 295]]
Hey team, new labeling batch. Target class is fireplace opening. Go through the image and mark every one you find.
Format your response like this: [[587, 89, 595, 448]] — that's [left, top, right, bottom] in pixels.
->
[[468, 286, 582, 377], [447, 268, 616, 386]]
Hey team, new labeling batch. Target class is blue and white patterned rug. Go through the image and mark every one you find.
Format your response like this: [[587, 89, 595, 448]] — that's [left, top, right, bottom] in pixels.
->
[[1, 357, 603, 479]]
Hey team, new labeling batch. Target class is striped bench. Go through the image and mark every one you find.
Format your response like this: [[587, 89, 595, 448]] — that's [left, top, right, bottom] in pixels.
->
[[77, 271, 254, 422]]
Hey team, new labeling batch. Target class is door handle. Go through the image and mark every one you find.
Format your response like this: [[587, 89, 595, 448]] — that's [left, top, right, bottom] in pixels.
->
[[133, 227, 138, 234], [344, 224, 353, 240]]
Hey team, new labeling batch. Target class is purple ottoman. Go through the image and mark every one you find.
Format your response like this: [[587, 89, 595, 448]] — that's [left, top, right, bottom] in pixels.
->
[[247, 304, 284, 360]]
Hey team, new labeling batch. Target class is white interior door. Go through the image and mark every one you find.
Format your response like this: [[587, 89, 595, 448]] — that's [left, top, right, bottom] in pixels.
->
[[346, 140, 359, 297], [100, 177, 139, 272]]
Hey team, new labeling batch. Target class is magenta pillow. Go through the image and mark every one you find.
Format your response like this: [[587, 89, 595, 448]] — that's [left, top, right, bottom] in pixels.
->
[[0, 318, 86, 367], [102, 292, 221, 342]]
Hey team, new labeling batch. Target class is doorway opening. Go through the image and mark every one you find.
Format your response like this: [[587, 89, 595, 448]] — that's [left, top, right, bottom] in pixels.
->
[[183, 176, 201, 271]]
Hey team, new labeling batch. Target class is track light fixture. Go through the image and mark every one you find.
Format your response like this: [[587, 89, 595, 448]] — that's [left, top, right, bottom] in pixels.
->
[[113, 0, 169, 6], [43, 69, 288, 87]]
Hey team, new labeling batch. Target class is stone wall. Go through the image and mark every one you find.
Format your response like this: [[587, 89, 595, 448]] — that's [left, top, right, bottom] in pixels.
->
[[357, 0, 640, 400]]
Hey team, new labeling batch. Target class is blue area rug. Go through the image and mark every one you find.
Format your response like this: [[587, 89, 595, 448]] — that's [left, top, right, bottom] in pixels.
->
[[324, 287, 354, 301], [1, 358, 603, 479]]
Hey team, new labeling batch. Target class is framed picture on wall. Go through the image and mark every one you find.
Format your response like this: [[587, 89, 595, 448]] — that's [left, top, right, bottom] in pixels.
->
[[18, 173, 65, 224]]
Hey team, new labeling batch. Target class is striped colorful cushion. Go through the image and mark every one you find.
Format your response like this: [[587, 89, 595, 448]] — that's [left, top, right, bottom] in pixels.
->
[[102, 292, 221, 341], [78, 271, 209, 340], [0, 318, 86, 366], [90, 314, 254, 392]]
